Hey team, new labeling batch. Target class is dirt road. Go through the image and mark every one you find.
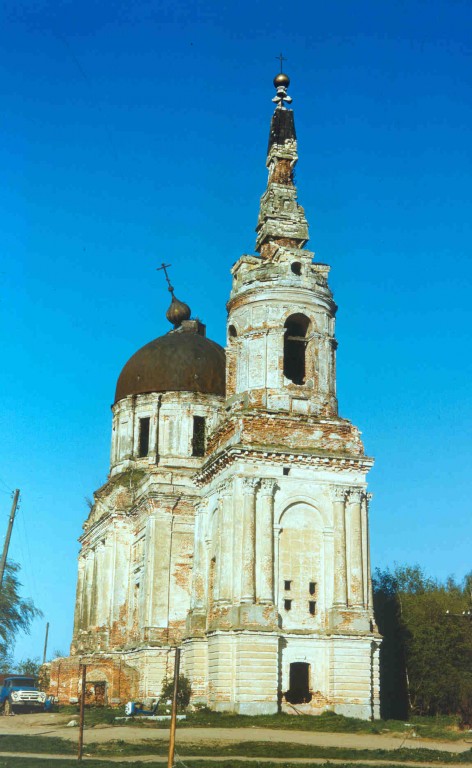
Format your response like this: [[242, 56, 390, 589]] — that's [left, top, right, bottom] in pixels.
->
[[1, 713, 471, 755]]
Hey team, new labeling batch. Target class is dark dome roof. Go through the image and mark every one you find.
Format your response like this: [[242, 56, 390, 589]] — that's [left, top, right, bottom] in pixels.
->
[[114, 323, 226, 403]]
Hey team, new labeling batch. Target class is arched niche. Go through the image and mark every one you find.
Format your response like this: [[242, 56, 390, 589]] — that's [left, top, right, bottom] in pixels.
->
[[277, 502, 324, 629]]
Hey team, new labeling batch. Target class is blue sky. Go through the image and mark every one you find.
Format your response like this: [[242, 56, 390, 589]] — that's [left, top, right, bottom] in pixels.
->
[[1, 0, 470, 662]]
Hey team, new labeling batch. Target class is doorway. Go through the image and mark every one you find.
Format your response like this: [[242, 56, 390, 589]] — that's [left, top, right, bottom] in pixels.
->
[[286, 662, 312, 704], [90, 681, 107, 705]]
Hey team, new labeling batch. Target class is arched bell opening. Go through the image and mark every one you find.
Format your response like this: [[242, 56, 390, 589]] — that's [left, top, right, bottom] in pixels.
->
[[285, 662, 312, 704], [283, 313, 310, 385]]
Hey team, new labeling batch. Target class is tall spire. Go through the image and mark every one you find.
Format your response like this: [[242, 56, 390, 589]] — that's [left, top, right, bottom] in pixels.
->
[[255, 72, 309, 260]]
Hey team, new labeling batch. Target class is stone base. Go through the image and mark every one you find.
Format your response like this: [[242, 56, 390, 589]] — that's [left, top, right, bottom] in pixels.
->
[[206, 630, 279, 713], [328, 607, 372, 632], [208, 603, 278, 633]]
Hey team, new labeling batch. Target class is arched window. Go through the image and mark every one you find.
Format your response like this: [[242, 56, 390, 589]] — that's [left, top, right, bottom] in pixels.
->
[[283, 314, 310, 385], [228, 324, 237, 340]]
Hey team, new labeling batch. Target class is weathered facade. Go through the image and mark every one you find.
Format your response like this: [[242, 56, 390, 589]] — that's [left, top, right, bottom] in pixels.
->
[[50, 73, 381, 718]]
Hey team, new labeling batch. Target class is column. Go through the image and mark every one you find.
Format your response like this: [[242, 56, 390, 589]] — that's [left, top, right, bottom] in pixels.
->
[[218, 481, 234, 603], [190, 500, 208, 611], [273, 525, 282, 607], [93, 542, 105, 625], [128, 397, 136, 458], [73, 555, 86, 634], [257, 479, 276, 603], [142, 515, 157, 626], [366, 493, 374, 610], [241, 478, 258, 603], [81, 549, 95, 629], [142, 513, 172, 627], [349, 488, 364, 608], [110, 519, 130, 627], [331, 486, 348, 607]]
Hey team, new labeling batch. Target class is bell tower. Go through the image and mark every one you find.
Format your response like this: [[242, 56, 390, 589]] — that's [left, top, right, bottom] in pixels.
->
[[185, 71, 380, 718], [226, 73, 338, 419]]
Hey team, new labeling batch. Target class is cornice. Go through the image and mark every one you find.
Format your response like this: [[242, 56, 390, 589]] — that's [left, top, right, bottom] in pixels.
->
[[196, 445, 374, 486]]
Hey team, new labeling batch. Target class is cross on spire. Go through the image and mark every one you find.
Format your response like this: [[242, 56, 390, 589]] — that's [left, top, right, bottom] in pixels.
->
[[156, 262, 174, 294], [276, 52, 287, 73]]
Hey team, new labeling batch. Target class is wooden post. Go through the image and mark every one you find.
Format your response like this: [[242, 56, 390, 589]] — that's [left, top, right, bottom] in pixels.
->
[[42, 622, 49, 665], [0, 489, 20, 587], [167, 647, 181, 768], [78, 664, 86, 761]]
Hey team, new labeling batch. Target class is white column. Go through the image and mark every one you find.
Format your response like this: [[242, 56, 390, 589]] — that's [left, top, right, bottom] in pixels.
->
[[348, 488, 365, 608], [93, 542, 105, 625], [273, 524, 282, 608], [218, 481, 234, 603], [142, 515, 157, 626], [82, 550, 95, 629], [110, 519, 130, 628], [190, 500, 208, 611], [241, 478, 258, 603], [73, 555, 86, 634], [257, 479, 276, 603], [366, 493, 374, 611], [331, 486, 348, 607]]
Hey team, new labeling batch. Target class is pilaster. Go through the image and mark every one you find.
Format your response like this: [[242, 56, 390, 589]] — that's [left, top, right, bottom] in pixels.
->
[[241, 478, 258, 603], [257, 479, 277, 603]]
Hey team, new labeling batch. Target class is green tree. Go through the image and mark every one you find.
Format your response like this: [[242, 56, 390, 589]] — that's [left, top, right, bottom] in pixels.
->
[[161, 674, 192, 709], [15, 657, 41, 677], [0, 561, 42, 671], [373, 565, 472, 721]]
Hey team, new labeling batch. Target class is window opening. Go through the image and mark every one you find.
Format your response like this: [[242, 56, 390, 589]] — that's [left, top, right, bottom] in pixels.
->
[[192, 415, 206, 457], [138, 417, 150, 458], [286, 662, 312, 704], [283, 314, 310, 385], [284, 580, 292, 591], [283, 467, 290, 476], [309, 581, 316, 596], [284, 599, 292, 611], [309, 600, 316, 616], [228, 325, 237, 340], [291, 262, 302, 275]]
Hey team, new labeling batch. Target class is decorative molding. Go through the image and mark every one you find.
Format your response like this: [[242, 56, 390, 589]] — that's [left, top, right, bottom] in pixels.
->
[[330, 485, 349, 502], [218, 480, 233, 497], [348, 488, 364, 504], [195, 498, 209, 515], [259, 478, 277, 495], [241, 477, 259, 493], [196, 446, 374, 486]]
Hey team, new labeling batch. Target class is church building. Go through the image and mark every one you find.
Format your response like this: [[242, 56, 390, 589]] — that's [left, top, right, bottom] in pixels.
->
[[50, 72, 381, 719]]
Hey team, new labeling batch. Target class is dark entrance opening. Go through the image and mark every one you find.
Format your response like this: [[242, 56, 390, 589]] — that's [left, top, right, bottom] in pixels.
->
[[283, 314, 310, 385], [286, 662, 312, 704]]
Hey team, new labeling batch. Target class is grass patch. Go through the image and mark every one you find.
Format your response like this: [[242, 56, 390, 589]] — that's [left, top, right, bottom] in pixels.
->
[[89, 740, 472, 763], [52, 705, 467, 741], [0, 736, 75, 755], [0, 761, 450, 768], [0, 760, 161, 768], [2, 734, 471, 763]]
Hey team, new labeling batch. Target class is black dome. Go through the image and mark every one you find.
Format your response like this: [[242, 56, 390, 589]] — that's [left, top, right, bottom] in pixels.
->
[[115, 325, 226, 403]]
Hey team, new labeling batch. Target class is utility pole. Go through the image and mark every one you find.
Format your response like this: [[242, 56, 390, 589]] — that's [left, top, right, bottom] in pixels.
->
[[167, 647, 181, 768], [42, 622, 50, 665], [0, 489, 20, 588]]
